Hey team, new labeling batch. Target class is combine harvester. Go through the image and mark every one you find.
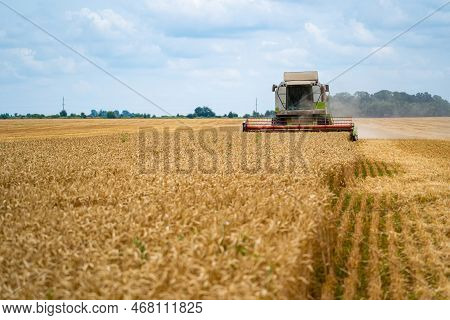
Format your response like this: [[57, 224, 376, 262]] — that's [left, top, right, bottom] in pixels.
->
[[243, 71, 358, 141]]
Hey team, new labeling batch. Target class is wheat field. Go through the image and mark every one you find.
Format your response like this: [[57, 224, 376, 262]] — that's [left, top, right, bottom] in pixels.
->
[[0, 119, 448, 299]]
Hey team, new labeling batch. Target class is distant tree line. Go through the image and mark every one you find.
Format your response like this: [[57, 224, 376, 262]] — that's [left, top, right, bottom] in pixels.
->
[[185, 106, 239, 118], [2, 90, 449, 119], [0, 106, 245, 119], [88, 109, 156, 119], [329, 90, 450, 117], [242, 110, 275, 118]]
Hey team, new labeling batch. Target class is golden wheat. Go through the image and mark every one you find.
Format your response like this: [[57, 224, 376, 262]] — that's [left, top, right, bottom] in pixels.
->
[[0, 119, 448, 300], [0, 120, 355, 299]]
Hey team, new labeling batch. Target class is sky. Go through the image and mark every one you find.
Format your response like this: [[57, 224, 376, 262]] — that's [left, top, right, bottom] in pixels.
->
[[0, 0, 449, 116]]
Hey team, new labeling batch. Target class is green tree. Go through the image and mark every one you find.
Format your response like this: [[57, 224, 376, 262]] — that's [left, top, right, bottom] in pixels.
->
[[106, 111, 116, 119], [264, 110, 275, 117], [227, 111, 239, 118], [193, 106, 216, 118]]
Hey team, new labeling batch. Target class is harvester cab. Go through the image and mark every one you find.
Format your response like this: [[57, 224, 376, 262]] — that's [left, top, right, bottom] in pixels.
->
[[243, 71, 358, 141]]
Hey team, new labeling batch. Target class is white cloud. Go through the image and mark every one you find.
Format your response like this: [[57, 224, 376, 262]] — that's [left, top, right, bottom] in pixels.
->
[[167, 58, 196, 70], [146, 0, 269, 22], [144, 0, 277, 36], [261, 40, 278, 47], [0, 61, 22, 81], [304, 22, 338, 48], [350, 20, 376, 44], [55, 56, 77, 73], [304, 22, 322, 40], [304, 22, 355, 56], [376, 0, 409, 26], [15, 48, 44, 71], [264, 48, 309, 68], [69, 8, 135, 36], [5, 48, 78, 76], [372, 46, 395, 59]]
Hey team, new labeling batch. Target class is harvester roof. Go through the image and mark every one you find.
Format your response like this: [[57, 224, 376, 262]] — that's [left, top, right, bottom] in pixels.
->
[[284, 71, 318, 82]]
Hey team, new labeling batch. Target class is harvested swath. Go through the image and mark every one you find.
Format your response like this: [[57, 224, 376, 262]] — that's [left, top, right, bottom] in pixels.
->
[[312, 139, 449, 300]]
